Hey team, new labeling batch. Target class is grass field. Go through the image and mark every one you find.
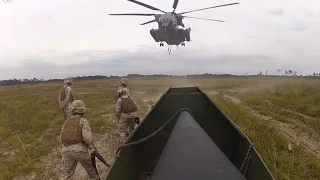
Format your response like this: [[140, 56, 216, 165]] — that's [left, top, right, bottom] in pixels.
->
[[0, 76, 320, 180]]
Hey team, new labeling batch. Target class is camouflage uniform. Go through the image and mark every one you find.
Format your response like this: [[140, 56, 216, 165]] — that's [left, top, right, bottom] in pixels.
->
[[59, 100, 100, 180], [116, 88, 138, 144], [114, 78, 130, 102], [59, 77, 74, 120]]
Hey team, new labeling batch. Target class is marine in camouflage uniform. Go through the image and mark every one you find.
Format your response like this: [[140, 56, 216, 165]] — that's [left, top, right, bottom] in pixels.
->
[[59, 100, 100, 180], [59, 77, 74, 120], [114, 78, 130, 102], [116, 88, 138, 144]]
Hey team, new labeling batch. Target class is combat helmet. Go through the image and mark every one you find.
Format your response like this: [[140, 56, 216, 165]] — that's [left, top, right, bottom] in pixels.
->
[[70, 100, 86, 114], [64, 77, 73, 84], [120, 78, 128, 86], [122, 88, 130, 94]]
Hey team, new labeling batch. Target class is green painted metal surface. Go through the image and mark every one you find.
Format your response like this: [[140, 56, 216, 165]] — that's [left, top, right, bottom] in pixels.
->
[[105, 86, 275, 180]]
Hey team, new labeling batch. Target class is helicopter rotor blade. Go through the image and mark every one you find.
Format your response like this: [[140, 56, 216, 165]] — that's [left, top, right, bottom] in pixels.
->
[[179, 2, 239, 15], [172, 0, 179, 13], [140, 19, 156, 25], [182, 15, 224, 22], [127, 0, 166, 13], [108, 13, 155, 16]]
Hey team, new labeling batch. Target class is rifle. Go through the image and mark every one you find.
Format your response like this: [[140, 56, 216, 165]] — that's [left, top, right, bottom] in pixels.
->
[[91, 143, 111, 175]]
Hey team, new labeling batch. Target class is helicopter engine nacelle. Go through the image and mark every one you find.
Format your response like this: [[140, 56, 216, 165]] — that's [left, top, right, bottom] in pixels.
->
[[159, 14, 172, 27]]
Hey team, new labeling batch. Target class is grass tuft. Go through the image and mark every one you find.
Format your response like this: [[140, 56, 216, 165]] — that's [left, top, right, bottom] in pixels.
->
[[213, 95, 320, 180]]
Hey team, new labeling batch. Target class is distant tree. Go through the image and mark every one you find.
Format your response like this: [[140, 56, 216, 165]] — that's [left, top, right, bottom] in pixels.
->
[[312, 72, 320, 77], [277, 69, 281, 76], [285, 70, 288, 76]]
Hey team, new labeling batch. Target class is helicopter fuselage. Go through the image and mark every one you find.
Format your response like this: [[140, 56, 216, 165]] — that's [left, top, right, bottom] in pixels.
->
[[158, 13, 177, 27], [149, 12, 190, 46], [155, 12, 184, 28]]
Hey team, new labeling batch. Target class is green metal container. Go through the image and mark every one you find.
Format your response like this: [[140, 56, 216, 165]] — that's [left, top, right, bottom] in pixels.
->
[[105, 86, 275, 180]]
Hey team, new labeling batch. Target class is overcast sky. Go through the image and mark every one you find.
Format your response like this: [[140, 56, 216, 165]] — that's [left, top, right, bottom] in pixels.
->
[[1, 0, 319, 80]]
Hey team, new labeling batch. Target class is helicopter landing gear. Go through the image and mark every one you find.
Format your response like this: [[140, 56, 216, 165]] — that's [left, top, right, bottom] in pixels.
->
[[181, 42, 185, 46], [160, 42, 164, 47]]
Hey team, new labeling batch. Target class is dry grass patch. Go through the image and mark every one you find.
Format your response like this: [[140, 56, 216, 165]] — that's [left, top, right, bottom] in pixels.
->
[[1, 76, 320, 179], [211, 94, 320, 180]]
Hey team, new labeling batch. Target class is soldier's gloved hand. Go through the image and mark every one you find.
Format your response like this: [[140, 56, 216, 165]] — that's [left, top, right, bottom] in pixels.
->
[[88, 146, 96, 155], [135, 117, 140, 125]]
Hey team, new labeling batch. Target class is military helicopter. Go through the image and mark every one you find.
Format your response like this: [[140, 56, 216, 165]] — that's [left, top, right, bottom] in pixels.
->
[[109, 0, 239, 54]]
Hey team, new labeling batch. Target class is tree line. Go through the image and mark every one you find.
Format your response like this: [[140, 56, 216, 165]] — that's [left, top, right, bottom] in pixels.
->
[[0, 75, 117, 86], [0, 73, 318, 86], [256, 69, 320, 77]]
